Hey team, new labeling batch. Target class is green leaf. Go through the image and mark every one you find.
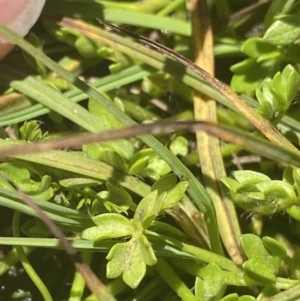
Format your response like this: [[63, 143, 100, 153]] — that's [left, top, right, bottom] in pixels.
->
[[83, 143, 128, 174], [240, 234, 271, 261], [241, 37, 280, 60], [30, 186, 54, 202], [195, 263, 227, 301], [256, 180, 296, 205], [142, 73, 168, 98], [129, 148, 172, 180], [264, 14, 300, 45], [271, 64, 300, 108], [106, 234, 156, 288], [75, 36, 98, 58], [163, 181, 189, 210], [283, 165, 294, 185], [263, 0, 293, 29], [59, 177, 102, 188], [128, 156, 149, 175], [237, 179, 266, 193], [257, 285, 280, 300], [22, 175, 52, 193], [81, 213, 133, 241], [133, 190, 166, 230], [243, 259, 276, 285], [146, 157, 172, 180], [239, 296, 256, 301], [255, 78, 278, 120], [220, 294, 239, 301], [262, 237, 286, 259], [170, 135, 189, 157], [246, 192, 265, 201], [43, 3, 191, 36], [286, 205, 300, 221], [0, 162, 31, 184], [240, 234, 280, 274], [220, 177, 239, 192], [233, 170, 271, 183], [230, 59, 279, 93], [0, 162, 53, 201], [19, 120, 48, 142], [151, 174, 177, 195], [88, 97, 123, 130], [106, 181, 137, 211]]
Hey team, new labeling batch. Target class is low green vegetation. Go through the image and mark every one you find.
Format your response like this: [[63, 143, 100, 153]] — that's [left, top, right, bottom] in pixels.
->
[[1, 0, 300, 300]]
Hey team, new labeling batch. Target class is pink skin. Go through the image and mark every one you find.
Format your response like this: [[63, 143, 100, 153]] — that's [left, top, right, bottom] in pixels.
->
[[0, 0, 46, 59]]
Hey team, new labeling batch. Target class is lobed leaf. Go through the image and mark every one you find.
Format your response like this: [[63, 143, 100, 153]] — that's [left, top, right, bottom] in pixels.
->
[[81, 213, 133, 241], [106, 234, 156, 288], [195, 263, 227, 301]]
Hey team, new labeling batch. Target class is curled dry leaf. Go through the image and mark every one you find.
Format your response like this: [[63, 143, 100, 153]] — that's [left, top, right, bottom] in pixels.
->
[[0, 0, 45, 59]]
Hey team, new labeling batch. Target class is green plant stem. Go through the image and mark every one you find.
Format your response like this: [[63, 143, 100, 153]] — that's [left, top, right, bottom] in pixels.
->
[[69, 252, 93, 301], [154, 257, 197, 301], [147, 231, 241, 273], [0, 246, 33, 275], [46, 0, 172, 14], [157, 0, 186, 16], [43, 1, 190, 36], [84, 278, 129, 301], [264, 283, 300, 301], [12, 211, 53, 301], [127, 276, 167, 301]]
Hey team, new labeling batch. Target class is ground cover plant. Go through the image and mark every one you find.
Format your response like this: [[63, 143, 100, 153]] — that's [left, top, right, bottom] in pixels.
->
[[1, 0, 300, 300]]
